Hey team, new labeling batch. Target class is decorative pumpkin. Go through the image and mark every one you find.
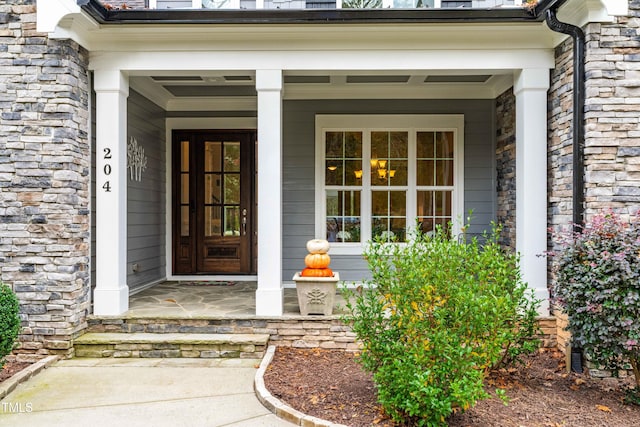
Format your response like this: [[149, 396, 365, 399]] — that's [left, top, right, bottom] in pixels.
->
[[301, 267, 334, 278], [305, 253, 331, 269], [306, 239, 330, 254]]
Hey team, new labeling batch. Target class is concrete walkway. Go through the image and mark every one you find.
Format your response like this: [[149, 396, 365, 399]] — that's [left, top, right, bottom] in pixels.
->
[[0, 358, 295, 427]]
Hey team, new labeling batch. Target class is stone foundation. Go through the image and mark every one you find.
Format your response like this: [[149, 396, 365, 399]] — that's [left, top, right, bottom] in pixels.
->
[[86, 315, 557, 354]]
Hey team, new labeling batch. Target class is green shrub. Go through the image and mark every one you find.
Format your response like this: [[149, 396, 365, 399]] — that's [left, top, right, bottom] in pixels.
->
[[343, 224, 540, 426], [552, 211, 640, 389], [0, 282, 21, 368]]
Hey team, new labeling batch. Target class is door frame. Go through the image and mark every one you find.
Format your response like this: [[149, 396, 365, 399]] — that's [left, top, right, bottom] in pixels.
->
[[170, 128, 257, 276]]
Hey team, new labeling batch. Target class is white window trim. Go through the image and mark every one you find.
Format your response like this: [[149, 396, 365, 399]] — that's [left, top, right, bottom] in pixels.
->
[[315, 114, 464, 255]]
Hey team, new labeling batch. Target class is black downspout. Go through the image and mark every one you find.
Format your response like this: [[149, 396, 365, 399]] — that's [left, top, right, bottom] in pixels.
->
[[545, 8, 586, 227], [545, 8, 586, 373]]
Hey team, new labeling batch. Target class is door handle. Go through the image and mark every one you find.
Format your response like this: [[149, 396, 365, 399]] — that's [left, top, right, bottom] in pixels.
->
[[242, 208, 247, 236]]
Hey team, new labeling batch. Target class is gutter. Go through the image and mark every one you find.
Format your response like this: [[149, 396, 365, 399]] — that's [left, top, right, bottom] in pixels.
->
[[77, 0, 543, 24], [545, 6, 586, 227]]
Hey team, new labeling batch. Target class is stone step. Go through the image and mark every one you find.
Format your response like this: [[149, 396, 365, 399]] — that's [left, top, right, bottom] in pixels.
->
[[74, 332, 270, 359]]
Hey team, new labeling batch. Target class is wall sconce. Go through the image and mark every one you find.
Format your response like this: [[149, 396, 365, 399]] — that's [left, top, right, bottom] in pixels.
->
[[354, 170, 363, 179]]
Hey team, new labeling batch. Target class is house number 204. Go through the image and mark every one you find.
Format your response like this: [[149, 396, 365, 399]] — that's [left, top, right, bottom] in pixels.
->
[[102, 148, 113, 192]]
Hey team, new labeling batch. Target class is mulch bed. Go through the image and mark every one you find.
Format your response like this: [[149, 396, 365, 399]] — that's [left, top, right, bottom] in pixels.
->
[[0, 361, 32, 384], [263, 347, 640, 427]]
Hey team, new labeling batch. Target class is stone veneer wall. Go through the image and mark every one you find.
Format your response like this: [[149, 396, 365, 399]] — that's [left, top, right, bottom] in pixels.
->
[[583, 0, 640, 220], [548, 0, 640, 376], [0, 1, 91, 361], [495, 88, 516, 250], [547, 36, 575, 353], [579, 0, 640, 379], [548, 37, 575, 236]]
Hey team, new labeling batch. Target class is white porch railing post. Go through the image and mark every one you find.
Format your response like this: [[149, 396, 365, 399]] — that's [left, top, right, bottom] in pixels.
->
[[255, 69, 284, 316], [514, 68, 550, 316], [93, 69, 130, 315]]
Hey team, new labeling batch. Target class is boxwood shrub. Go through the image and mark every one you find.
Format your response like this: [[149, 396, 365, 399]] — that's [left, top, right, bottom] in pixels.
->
[[0, 282, 21, 368], [343, 224, 540, 426]]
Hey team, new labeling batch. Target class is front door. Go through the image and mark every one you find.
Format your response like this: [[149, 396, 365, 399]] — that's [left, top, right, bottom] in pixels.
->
[[172, 130, 256, 274]]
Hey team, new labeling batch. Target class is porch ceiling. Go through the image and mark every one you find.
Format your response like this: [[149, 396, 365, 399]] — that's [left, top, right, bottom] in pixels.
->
[[130, 69, 513, 111]]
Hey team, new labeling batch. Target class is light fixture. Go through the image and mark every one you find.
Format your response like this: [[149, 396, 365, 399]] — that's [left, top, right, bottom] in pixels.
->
[[369, 158, 394, 181], [327, 165, 337, 171], [354, 170, 363, 179]]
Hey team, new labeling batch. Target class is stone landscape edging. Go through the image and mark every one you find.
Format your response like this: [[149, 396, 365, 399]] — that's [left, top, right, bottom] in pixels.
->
[[255, 345, 350, 427], [0, 355, 59, 400]]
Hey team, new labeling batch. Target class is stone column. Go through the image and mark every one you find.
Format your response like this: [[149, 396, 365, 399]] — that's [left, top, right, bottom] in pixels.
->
[[514, 68, 550, 315], [255, 69, 284, 316], [93, 69, 129, 315]]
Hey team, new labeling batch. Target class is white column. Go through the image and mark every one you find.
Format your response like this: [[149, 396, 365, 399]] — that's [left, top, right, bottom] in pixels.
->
[[93, 69, 129, 315], [514, 68, 550, 316], [255, 69, 284, 316]]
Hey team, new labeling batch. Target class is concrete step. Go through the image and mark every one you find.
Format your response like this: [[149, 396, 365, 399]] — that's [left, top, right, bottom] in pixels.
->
[[74, 332, 270, 359]]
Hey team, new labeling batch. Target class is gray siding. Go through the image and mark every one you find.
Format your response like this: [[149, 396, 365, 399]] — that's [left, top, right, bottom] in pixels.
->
[[282, 99, 496, 282], [127, 90, 167, 291]]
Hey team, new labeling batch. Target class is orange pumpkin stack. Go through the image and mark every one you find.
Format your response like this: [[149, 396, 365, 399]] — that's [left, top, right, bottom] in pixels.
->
[[300, 239, 334, 277]]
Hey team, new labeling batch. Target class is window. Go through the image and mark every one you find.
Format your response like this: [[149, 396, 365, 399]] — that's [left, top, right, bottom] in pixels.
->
[[316, 115, 464, 254]]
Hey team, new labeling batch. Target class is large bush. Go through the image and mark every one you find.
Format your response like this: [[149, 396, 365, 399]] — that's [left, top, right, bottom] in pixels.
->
[[0, 282, 20, 368], [343, 225, 540, 426], [552, 211, 640, 389]]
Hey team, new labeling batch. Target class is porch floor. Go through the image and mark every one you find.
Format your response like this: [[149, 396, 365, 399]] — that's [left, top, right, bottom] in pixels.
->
[[127, 281, 348, 318]]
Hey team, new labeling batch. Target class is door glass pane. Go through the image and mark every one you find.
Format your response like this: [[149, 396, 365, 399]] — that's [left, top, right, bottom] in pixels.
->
[[224, 206, 240, 236], [224, 175, 240, 204], [224, 142, 240, 172], [181, 206, 189, 236], [179, 140, 190, 238], [204, 206, 222, 236], [181, 140, 189, 172], [204, 174, 222, 205], [204, 141, 222, 172], [181, 174, 189, 204]]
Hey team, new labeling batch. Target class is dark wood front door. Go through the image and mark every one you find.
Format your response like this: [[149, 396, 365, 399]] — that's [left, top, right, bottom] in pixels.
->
[[172, 130, 256, 275]]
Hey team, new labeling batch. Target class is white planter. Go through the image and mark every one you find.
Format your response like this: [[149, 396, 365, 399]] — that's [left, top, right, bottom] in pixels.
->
[[292, 272, 340, 316]]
